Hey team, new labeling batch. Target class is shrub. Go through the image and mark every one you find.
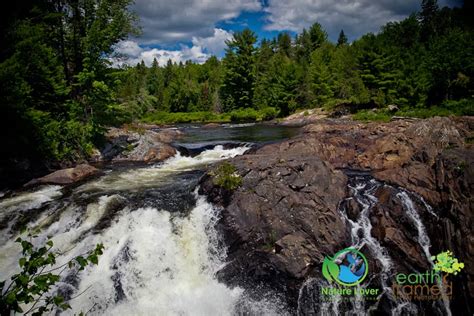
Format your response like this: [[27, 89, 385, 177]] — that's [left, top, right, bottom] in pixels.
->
[[211, 161, 242, 190], [258, 107, 279, 121], [229, 108, 258, 122], [142, 111, 230, 124], [0, 233, 103, 315]]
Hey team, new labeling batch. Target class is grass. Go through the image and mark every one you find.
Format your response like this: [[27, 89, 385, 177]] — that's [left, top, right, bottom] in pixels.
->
[[142, 111, 230, 125], [141, 107, 279, 125], [353, 109, 392, 122], [353, 99, 474, 122], [210, 161, 242, 191]]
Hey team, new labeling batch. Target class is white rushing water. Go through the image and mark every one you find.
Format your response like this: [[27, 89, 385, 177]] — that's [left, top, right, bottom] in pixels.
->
[[317, 177, 451, 316], [0, 145, 285, 315], [76, 145, 250, 193]]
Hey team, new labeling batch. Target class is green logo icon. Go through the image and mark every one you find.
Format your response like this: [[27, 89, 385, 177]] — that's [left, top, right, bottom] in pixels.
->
[[432, 250, 465, 275], [322, 247, 368, 286]]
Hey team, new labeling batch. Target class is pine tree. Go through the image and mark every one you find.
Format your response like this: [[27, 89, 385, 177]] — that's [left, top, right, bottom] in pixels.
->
[[337, 30, 348, 47], [308, 23, 328, 50], [277, 32, 292, 57], [309, 44, 334, 106], [220, 28, 257, 111], [419, 0, 439, 41]]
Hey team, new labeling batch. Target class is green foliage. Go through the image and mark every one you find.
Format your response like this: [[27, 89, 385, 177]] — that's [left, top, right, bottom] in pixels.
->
[[397, 99, 474, 118], [229, 108, 258, 122], [337, 30, 348, 47], [211, 162, 242, 191], [0, 0, 138, 170], [1, 0, 473, 176], [353, 110, 392, 122], [259, 107, 280, 121], [142, 111, 230, 124], [27, 109, 95, 161], [221, 29, 257, 111], [0, 234, 104, 315], [262, 230, 277, 251]]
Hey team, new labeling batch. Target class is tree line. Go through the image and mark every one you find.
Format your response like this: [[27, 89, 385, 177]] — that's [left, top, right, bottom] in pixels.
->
[[0, 0, 473, 182], [118, 0, 473, 122]]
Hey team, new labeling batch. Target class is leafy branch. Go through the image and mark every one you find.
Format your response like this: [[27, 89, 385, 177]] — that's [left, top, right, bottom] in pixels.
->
[[0, 233, 104, 315]]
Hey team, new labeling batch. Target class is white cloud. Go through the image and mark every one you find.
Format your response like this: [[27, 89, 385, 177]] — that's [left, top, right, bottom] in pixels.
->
[[263, 0, 420, 41], [263, 0, 463, 41], [132, 0, 260, 45], [114, 40, 142, 57], [192, 28, 234, 56], [112, 28, 233, 67]]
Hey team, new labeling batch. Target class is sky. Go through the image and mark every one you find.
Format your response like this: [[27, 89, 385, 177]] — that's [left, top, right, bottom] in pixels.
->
[[113, 0, 463, 67]]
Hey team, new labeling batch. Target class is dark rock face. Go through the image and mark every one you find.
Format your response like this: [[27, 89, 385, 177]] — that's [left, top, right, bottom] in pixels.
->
[[200, 145, 349, 308], [200, 116, 474, 314], [91, 127, 181, 163], [25, 164, 99, 186]]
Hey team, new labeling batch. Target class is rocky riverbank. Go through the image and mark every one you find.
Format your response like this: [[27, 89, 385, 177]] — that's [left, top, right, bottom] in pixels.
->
[[199, 116, 474, 314], [21, 127, 182, 187]]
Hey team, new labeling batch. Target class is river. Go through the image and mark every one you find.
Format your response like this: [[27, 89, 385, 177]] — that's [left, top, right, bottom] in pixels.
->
[[0, 123, 454, 315], [0, 123, 298, 315]]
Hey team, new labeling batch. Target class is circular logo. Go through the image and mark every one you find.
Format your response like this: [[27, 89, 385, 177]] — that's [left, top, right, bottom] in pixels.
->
[[322, 247, 368, 286]]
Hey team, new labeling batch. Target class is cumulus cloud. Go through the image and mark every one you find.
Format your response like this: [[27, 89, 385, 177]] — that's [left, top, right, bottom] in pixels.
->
[[263, 0, 420, 41], [112, 28, 233, 67], [192, 28, 234, 55], [132, 0, 260, 45], [263, 0, 462, 41]]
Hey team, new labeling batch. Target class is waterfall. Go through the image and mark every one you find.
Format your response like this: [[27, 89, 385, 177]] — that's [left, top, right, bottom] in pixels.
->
[[396, 191, 451, 316], [0, 145, 286, 316], [297, 175, 446, 316]]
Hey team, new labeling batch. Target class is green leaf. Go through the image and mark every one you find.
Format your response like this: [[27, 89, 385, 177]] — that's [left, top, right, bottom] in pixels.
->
[[19, 257, 27, 267], [60, 303, 71, 310], [327, 259, 340, 281], [6, 291, 17, 304], [322, 257, 334, 282], [87, 254, 98, 265], [75, 256, 88, 270], [53, 295, 64, 305], [322, 256, 340, 284]]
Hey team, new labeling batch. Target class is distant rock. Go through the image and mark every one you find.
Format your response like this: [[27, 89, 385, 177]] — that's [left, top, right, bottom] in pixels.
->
[[387, 104, 399, 112], [203, 123, 220, 128], [279, 108, 328, 126], [92, 127, 182, 163], [25, 164, 98, 186]]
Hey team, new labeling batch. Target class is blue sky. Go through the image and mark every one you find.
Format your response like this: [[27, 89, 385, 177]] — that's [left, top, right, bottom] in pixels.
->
[[113, 0, 463, 67]]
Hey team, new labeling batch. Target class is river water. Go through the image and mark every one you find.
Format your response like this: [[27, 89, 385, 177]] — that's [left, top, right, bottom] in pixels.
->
[[0, 124, 446, 315], [0, 124, 298, 315]]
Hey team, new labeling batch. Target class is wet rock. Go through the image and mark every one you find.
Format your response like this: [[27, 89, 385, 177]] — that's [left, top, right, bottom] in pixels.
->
[[93, 127, 180, 163], [202, 123, 220, 128], [387, 104, 399, 112], [25, 164, 98, 186], [279, 108, 328, 127], [200, 141, 349, 308], [202, 116, 474, 313]]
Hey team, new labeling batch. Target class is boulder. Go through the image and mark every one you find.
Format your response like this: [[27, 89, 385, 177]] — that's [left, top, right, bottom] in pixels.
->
[[25, 164, 98, 186], [200, 142, 349, 308], [202, 123, 220, 128], [92, 127, 180, 163], [387, 104, 399, 112]]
